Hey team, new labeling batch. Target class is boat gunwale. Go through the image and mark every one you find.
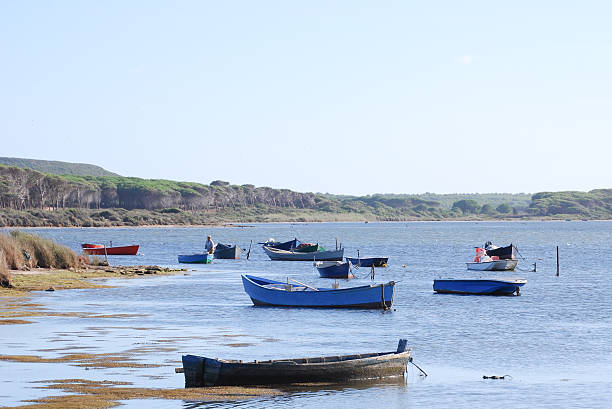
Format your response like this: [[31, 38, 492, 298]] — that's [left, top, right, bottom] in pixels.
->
[[243, 275, 394, 293], [213, 350, 408, 366]]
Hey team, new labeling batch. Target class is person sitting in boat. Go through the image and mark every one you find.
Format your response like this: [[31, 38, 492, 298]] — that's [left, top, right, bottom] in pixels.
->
[[205, 236, 215, 254]]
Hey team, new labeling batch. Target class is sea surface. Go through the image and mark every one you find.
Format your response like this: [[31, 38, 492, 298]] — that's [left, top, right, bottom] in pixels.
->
[[1, 221, 611, 408]]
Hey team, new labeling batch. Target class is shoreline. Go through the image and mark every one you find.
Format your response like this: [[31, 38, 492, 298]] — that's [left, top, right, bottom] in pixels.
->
[[0, 265, 282, 408], [2, 218, 609, 230]]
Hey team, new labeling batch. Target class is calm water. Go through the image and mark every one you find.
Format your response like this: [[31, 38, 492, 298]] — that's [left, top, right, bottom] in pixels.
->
[[1, 221, 611, 408]]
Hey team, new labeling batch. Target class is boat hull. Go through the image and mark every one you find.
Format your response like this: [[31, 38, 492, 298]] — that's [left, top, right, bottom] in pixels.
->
[[263, 246, 344, 261], [242, 275, 394, 309], [466, 259, 518, 271], [214, 244, 243, 259], [182, 340, 411, 387], [345, 257, 388, 267], [82, 245, 139, 255], [178, 253, 214, 264], [433, 278, 527, 295], [315, 261, 353, 279], [485, 244, 516, 260]]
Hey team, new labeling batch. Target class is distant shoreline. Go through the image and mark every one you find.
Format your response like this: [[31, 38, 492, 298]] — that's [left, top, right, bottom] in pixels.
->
[[2, 218, 610, 230]]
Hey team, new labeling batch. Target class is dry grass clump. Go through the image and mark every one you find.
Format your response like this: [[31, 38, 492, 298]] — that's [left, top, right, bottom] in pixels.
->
[[0, 253, 12, 288], [0, 231, 80, 270]]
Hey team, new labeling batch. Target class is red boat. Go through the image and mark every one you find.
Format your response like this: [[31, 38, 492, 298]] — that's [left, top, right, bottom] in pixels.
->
[[82, 244, 139, 255]]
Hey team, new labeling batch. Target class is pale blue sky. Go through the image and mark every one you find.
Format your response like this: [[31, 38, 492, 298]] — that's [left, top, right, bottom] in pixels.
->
[[2, 1, 610, 195]]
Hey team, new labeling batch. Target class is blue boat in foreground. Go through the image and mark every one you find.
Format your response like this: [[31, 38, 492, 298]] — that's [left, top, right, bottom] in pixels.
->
[[314, 261, 354, 279], [178, 253, 214, 264], [345, 257, 388, 268], [241, 275, 395, 309], [433, 278, 527, 295]]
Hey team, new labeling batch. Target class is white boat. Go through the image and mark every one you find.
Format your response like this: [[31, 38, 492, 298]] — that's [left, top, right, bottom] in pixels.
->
[[466, 259, 518, 271], [262, 246, 344, 261]]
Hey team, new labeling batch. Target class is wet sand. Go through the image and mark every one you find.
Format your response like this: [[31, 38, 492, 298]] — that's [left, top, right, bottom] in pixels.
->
[[1, 266, 282, 407]]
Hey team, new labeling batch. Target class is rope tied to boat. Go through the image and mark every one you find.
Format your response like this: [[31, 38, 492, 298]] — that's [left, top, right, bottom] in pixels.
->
[[381, 283, 390, 311], [408, 357, 428, 377]]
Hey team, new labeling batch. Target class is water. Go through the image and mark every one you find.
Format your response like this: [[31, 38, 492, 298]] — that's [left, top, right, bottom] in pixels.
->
[[1, 221, 611, 408]]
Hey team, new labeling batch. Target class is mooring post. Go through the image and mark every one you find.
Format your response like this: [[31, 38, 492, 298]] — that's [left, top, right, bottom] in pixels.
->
[[556, 246, 559, 276], [335, 237, 338, 250]]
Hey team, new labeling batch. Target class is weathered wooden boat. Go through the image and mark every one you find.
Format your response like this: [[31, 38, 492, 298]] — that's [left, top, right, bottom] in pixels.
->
[[213, 243, 243, 259], [241, 275, 395, 309], [177, 253, 213, 264], [82, 244, 139, 255], [314, 261, 353, 279], [483, 242, 517, 260], [466, 259, 518, 271], [181, 339, 411, 387], [345, 257, 388, 268], [433, 278, 527, 295], [262, 246, 344, 261]]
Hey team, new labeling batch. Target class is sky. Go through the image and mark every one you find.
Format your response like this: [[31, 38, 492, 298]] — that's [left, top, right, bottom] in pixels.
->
[[1, 1, 611, 195]]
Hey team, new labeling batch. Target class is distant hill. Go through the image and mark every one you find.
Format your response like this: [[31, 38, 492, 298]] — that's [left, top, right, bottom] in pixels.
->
[[0, 157, 119, 177]]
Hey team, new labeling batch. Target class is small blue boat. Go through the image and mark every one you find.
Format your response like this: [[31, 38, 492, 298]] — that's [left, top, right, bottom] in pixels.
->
[[178, 253, 214, 264], [314, 261, 353, 279], [345, 257, 388, 268], [241, 275, 395, 309], [433, 278, 527, 295]]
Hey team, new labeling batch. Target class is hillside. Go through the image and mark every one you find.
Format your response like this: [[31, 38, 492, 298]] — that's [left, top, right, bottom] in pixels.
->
[[0, 157, 119, 177], [0, 162, 610, 226]]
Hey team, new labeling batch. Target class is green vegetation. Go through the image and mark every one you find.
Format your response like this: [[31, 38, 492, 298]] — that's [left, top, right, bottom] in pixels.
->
[[0, 157, 118, 177], [0, 161, 610, 226]]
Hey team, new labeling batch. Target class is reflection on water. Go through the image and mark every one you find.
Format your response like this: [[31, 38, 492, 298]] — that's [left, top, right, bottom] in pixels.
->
[[1, 222, 612, 408]]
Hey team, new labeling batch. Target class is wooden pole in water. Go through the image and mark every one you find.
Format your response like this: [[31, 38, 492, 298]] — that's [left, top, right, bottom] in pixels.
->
[[335, 237, 338, 250], [246, 240, 252, 260], [556, 246, 559, 276]]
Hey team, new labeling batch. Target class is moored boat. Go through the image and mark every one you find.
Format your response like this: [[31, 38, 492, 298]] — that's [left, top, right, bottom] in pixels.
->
[[241, 275, 395, 309], [345, 257, 388, 268], [483, 242, 517, 260], [181, 339, 411, 387], [469, 246, 518, 271], [82, 244, 139, 255], [260, 238, 301, 251], [314, 261, 353, 279], [262, 246, 344, 261], [466, 259, 518, 271], [213, 243, 243, 259], [178, 253, 214, 264], [433, 277, 527, 295]]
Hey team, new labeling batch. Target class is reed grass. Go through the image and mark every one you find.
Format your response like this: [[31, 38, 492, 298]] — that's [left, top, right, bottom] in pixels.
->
[[0, 231, 81, 270], [0, 252, 11, 288]]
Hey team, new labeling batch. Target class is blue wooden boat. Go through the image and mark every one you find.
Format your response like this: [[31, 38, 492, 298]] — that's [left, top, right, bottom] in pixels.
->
[[241, 275, 395, 309], [345, 257, 388, 268], [433, 278, 527, 295], [180, 339, 411, 387], [178, 253, 213, 264], [314, 261, 353, 279]]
